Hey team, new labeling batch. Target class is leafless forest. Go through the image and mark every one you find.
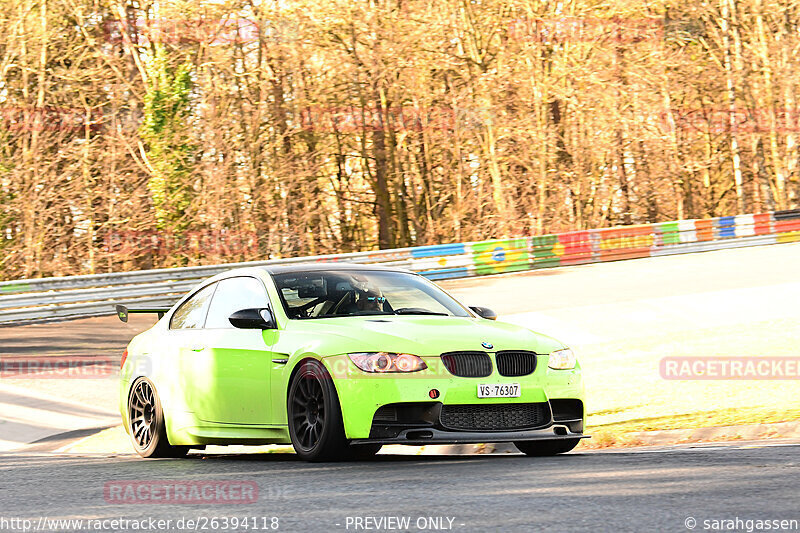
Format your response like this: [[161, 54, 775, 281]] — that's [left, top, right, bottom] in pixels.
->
[[1, 0, 799, 278]]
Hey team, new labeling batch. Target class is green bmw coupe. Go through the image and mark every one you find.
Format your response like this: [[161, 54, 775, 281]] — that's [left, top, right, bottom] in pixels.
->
[[117, 264, 586, 461]]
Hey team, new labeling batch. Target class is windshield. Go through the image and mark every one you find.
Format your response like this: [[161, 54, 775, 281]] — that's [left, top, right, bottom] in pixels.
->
[[271, 270, 471, 319]]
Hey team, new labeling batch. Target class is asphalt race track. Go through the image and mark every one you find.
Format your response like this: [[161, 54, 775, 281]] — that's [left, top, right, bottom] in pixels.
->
[[2, 243, 800, 532], [1, 443, 799, 532]]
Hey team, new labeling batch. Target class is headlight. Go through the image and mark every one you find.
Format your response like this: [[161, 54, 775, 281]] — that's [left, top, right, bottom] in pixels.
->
[[348, 352, 427, 373], [548, 348, 576, 370]]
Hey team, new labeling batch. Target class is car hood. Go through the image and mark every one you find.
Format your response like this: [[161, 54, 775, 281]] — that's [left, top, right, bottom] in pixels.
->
[[284, 315, 566, 356]]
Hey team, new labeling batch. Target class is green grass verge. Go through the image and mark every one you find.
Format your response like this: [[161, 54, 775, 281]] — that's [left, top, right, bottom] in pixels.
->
[[579, 407, 800, 449]]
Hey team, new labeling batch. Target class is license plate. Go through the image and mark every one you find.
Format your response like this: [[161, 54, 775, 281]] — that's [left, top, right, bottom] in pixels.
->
[[477, 383, 521, 398]]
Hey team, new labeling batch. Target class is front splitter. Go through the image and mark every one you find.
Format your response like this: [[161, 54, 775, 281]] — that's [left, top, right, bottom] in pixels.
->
[[350, 425, 589, 446]]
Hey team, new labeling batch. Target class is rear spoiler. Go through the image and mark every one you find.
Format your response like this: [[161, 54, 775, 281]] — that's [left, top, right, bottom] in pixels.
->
[[115, 304, 168, 323]]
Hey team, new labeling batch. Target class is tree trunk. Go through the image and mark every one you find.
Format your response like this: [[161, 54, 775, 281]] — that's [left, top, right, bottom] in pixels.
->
[[721, 0, 745, 213]]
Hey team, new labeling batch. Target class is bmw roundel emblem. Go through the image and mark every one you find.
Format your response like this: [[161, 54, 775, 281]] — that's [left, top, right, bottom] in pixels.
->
[[481, 341, 493, 350]]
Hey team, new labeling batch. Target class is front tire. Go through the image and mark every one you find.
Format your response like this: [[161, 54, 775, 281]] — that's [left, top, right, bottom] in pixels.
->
[[514, 438, 581, 456], [128, 378, 189, 458], [287, 360, 350, 462]]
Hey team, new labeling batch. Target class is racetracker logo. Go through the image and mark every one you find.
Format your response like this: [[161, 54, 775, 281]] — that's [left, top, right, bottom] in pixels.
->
[[660, 356, 800, 380], [299, 105, 494, 133], [103, 18, 261, 46], [104, 230, 258, 258], [0, 106, 94, 132], [0, 357, 115, 379], [0, 106, 142, 133], [508, 17, 663, 43], [103, 481, 258, 504], [663, 108, 800, 134]]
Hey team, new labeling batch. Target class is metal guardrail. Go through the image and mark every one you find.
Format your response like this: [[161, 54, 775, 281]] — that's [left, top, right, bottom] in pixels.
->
[[0, 248, 416, 325], [1, 211, 799, 325]]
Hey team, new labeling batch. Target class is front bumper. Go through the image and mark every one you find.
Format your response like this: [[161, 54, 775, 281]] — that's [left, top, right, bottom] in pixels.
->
[[360, 399, 585, 445], [322, 354, 585, 440]]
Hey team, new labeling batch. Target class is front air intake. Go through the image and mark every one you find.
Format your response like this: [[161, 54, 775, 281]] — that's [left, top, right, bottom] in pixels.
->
[[440, 403, 551, 431], [496, 351, 537, 377], [440, 351, 492, 378]]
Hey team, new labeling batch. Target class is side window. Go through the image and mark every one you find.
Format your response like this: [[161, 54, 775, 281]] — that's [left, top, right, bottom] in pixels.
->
[[170, 283, 217, 330], [204, 277, 270, 329]]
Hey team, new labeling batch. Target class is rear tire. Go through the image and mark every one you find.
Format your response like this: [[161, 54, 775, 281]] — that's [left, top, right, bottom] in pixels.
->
[[513, 438, 581, 456], [287, 360, 350, 462], [128, 378, 189, 458]]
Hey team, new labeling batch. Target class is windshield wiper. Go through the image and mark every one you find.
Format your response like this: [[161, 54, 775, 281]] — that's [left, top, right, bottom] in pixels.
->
[[393, 308, 449, 316]]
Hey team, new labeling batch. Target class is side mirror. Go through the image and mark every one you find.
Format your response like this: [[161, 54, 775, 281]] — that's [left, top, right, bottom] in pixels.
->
[[470, 306, 498, 320], [229, 308, 276, 329]]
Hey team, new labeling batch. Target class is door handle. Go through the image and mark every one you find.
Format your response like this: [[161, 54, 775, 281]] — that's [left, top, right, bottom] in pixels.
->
[[272, 358, 288, 365], [190, 345, 205, 352]]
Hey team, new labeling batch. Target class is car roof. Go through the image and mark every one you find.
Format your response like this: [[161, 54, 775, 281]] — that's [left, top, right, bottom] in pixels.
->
[[259, 262, 411, 275]]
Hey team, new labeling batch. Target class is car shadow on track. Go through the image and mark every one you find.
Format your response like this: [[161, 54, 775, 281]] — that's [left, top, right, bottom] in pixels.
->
[[174, 451, 587, 464]]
